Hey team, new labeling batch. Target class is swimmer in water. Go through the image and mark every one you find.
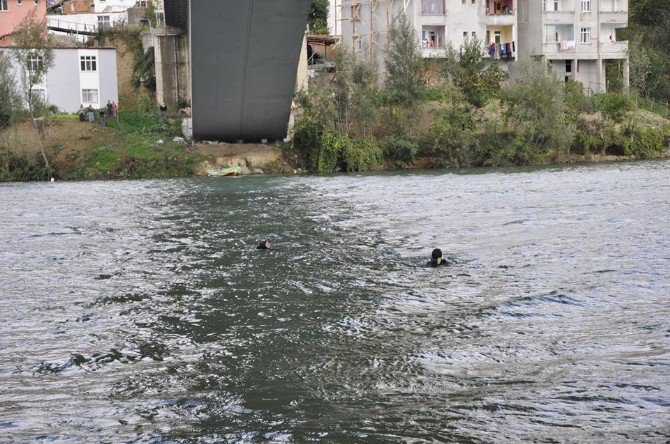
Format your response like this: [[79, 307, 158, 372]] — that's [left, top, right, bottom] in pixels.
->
[[257, 240, 272, 250], [428, 248, 447, 267]]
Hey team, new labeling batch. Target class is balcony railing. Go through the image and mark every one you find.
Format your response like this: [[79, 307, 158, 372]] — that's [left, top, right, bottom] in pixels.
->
[[486, 1, 515, 15]]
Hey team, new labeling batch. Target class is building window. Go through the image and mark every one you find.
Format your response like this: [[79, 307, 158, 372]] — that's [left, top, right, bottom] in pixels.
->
[[82, 89, 99, 104], [138, 0, 148, 6], [351, 3, 360, 21], [566, 60, 572, 73], [0, 1, 8, 11], [27, 54, 43, 72], [580, 27, 591, 43], [581, 0, 591, 12], [353, 36, 362, 51], [30, 88, 46, 103], [98, 15, 111, 30], [80, 55, 97, 72]]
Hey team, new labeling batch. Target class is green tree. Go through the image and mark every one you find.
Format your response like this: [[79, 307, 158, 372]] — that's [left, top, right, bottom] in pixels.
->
[[384, 15, 425, 113], [309, 0, 329, 35], [502, 59, 574, 160], [440, 37, 507, 107], [0, 54, 21, 130], [12, 13, 55, 171]]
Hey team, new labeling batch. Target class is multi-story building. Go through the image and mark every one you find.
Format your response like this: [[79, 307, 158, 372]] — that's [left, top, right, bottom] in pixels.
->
[[341, 0, 628, 93], [0, 0, 47, 43], [340, 0, 518, 71], [517, 0, 628, 93], [0, 46, 118, 112]]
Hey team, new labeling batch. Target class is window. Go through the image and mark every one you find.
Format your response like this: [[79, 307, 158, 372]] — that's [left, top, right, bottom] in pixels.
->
[[18, 0, 23, 6], [82, 89, 99, 103], [566, 60, 572, 73], [581, 0, 590, 12], [580, 27, 591, 43], [353, 36, 362, 51], [30, 88, 46, 103], [472, 31, 476, 38], [27, 54, 43, 72], [351, 4, 360, 21], [463, 31, 468, 38], [98, 15, 111, 30], [0, 0, 8, 11], [138, 0, 148, 6], [80, 55, 97, 72]]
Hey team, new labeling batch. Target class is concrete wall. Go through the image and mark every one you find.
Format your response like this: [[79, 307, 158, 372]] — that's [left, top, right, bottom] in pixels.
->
[[0, 0, 47, 36], [190, 0, 310, 142], [154, 28, 190, 110]]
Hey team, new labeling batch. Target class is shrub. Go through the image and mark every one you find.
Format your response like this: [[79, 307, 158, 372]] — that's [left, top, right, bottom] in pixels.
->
[[319, 130, 352, 172], [343, 135, 382, 172], [292, 116, 326, 170], [383, 135, 419, 168], [591, 93, 634, 123], [573, 112, 617, 155], [626, 127, 665, 158]]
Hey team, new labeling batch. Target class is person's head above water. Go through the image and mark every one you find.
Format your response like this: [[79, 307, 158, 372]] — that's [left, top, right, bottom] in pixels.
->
[[257, 240, 271, 250], [430, 248, 445, 266]]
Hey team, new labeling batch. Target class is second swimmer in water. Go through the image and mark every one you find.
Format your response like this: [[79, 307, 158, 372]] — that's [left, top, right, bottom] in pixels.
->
[[428, 248, 448, 267]]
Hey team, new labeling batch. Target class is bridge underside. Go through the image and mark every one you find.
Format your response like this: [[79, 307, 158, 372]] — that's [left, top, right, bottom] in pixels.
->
[[187, 0, 309, 142]]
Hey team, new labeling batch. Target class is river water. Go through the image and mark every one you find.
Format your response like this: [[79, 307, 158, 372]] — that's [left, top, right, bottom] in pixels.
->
[[1, 161, 669, 442]]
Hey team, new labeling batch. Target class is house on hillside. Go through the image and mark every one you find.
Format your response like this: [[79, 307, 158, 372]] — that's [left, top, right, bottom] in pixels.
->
[[0, 45, 119, 113], [0, 0, 48, 44], [47, 0, 157, 41]]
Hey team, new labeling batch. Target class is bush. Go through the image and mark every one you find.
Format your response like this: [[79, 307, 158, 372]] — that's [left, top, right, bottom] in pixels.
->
[[383, 135, 419, 168], [292, 116, 326, 170], [626, 127, 665, 158], [343, 135, 382, 172], [319, 130, 353, 172], [591, 93, 634, 123], [573, 112, 617, 155]]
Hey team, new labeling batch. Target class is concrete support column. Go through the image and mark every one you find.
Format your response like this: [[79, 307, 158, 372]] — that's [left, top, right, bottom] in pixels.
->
[[623, 58, 630, 93]]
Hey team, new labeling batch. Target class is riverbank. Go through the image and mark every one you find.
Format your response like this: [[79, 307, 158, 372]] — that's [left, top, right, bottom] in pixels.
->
[[0, 112, 293, 182], [1, 107, 668, 182]]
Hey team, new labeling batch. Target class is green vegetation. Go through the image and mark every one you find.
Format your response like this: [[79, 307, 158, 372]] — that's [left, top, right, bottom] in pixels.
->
[[292, 14, 669, 173], [61, 111, 197, 180], [308, 0, 329, 35], [622, 0, 670, 103], [0, 109, 203, 182]]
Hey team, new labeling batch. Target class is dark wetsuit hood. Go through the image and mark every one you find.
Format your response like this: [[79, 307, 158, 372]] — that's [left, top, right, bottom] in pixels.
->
[[429, 248, 445, 267]]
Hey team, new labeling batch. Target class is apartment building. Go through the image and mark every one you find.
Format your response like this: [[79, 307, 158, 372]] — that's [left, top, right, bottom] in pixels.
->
[[340, 0, 518, 71], [517, 0, 628, 93], [341, 0, 628, 93], [0, 0, 47, 42]]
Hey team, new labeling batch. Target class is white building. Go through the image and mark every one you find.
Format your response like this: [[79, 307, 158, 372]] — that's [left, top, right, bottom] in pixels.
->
[[341, 0, 628, 93], [0, 46, 118, 112], [340, 0, 517, 71], [517, 0, 629, 93], [329, 0, 343, 35], [94, 0, 150, 13]]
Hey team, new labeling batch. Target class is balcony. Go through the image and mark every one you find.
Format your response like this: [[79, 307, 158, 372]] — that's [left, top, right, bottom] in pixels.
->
[[543, 41, 575, 57], [544, 10, 575, 23], [421, 0, 446, 15], [486, 0, 515, 15], [600, 40, 628, 58], [600, 10, 628, 25]]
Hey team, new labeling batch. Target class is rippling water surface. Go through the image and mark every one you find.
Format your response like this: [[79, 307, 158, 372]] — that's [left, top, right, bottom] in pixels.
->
[[1, 162, 669, 442]]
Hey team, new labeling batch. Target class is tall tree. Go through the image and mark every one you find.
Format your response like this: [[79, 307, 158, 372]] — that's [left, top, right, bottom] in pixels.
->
[[0, 54, 21, 130], [12, 12, 55, 170], [385, 15, 424, 111], [440, 37, 507, 108], [309, 0, 329, 34]]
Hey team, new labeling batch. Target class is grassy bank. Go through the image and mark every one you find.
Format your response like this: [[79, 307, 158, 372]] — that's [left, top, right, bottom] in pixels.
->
[[0, 109, 289, 182]]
